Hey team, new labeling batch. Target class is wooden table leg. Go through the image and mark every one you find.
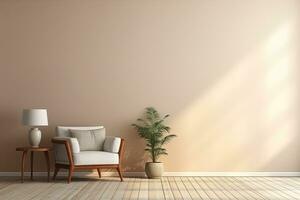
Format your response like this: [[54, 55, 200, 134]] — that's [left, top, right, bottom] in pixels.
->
[[44, 151, 50, 182], [21, 151, 27, 183], [97, 168, 101, 178], [30, 151, 34, 180]]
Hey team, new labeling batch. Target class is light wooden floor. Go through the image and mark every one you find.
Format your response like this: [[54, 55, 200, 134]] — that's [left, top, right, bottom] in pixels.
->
[[0, 176, 300, 199]]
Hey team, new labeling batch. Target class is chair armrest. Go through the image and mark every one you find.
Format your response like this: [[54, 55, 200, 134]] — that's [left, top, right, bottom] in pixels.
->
[[103, 136, 122, 153], [119, 138, 125, 165], [52, 137, 79, 165], [52, 137, 80, 153], [103, 137, 125, 165]]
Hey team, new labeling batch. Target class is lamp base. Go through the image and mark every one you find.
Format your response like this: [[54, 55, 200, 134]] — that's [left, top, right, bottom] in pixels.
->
[[29, 128, 41, 147]]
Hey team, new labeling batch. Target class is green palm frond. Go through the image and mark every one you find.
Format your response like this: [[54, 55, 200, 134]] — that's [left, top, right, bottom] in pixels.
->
[[161, 134, 177, 145], [163, 114, 170, 119], [132, 107, 177, 162]]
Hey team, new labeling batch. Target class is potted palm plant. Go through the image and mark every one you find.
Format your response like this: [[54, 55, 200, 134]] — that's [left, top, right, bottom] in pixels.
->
[[132, 107, 176, 178]]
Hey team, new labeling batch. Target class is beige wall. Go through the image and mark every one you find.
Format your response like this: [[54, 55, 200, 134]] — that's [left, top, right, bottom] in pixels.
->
[[0, 0, 300, 172]]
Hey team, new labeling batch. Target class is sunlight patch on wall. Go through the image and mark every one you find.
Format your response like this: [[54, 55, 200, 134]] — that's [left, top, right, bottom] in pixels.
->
[[167, 19, 299, 171]]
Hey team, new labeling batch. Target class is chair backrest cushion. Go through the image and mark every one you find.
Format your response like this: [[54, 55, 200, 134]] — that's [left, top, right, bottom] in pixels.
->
[[70, 128, 106, 151], [56, 126, 104, 137]]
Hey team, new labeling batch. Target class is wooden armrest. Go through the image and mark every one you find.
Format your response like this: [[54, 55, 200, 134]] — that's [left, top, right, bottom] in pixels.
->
[[52, 138, 68, 144], [51, 138, 74, 165], [118, 138, 125, 166]]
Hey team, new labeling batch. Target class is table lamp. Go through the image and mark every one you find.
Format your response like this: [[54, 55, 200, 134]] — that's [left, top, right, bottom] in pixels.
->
[[22, 109, 48, 147]]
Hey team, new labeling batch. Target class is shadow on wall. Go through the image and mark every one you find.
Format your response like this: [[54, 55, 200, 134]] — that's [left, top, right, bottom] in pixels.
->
[[166, 19, 300, 171], [117, 124, 147, 172]]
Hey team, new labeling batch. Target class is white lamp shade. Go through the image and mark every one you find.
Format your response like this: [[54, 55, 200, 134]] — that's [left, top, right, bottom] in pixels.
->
[[22, 109, 48, 126]]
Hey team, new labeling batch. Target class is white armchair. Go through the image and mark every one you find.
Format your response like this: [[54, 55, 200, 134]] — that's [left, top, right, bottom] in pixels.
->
[[51, 126, 124, 183]]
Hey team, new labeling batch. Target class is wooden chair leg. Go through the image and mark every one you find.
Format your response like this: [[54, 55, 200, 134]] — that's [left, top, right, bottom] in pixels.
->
[[117, 166, 123, 182], [68, 167, 73, 183], [30, 151, 34, 180], [53, 166, 60, 180], [97, 168, 101, 178]]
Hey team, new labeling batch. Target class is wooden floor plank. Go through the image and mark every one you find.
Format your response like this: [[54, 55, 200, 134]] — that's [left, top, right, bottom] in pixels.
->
[[229, 177, 266, 200], [195, 177, 221, 199], [0, 177, 15, 191], [130, 178, 141, 200], [241, 177, 281, 199], [180, 177, 201, 200], [247, 176, 298, 199], [138, 178, 149, 200], [161, 177, 174, 200], [123, 178, 136, 200], [211, 177, 240, 199], [0, 176, 300, 199], [207, 177, 238, 200], [167, 177, 183, 200], [257, 177, 300, 199], [60, 181, 89, 200], [148, 178, 165, 200], [71, 181, 100, 199], [263, 177, 300, 196], [100, 179, 121, 200], [220, 177, 263, 200], [241, 177, 292, 199], [31, 181, 88, 200], [0, 182, 55, 200], [111, 178, 129, 200], [201, 177, 229, 200], [174, 176, 192, 200], [210, 177, 244, 200], [187, 176, 210, 200], [286, 177, 300, 186]]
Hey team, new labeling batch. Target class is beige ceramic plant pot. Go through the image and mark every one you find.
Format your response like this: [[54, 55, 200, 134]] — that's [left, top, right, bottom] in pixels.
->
[[145, 162, 164, 178]]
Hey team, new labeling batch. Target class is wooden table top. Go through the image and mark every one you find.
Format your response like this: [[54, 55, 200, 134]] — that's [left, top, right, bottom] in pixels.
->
[[16, 146, 52, 151]]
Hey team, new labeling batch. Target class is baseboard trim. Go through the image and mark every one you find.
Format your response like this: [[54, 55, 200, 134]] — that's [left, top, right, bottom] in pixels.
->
[[1, 171, 300, 177]]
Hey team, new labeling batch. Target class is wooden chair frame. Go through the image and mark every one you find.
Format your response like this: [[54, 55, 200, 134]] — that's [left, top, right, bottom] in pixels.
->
[[51, 138, 125, 183]]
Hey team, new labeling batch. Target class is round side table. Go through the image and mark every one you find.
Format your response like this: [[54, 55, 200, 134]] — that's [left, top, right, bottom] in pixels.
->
[[16, 146, 52, 183]]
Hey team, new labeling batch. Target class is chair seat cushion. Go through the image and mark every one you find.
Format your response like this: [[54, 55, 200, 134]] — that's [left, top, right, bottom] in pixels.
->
[[73, 151, 119, 165]]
